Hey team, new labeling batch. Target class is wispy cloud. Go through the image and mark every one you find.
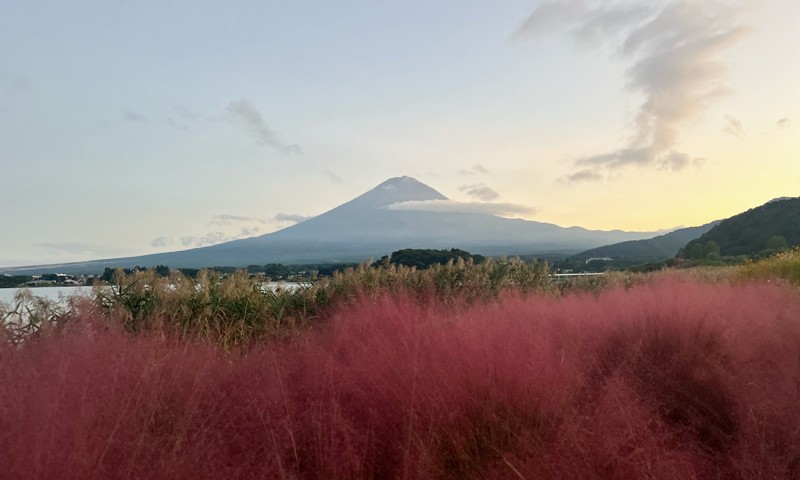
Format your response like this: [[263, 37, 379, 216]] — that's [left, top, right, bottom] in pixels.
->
[[517, 1, 749, 182], [165, 215, 272, 249], [723, 115, 745, 137], [459, 183, 499, 201], [274, 213, 312, 225], [561, 168, 604, 184], [324, 169, 344, 184], [777, 117, 791, 129], [238, 226, 260, 237], [180, 227, 261, 248], [458, 164, 489, 176], [207, 214, 267, 226], [150, 236, 172, 247], [385, 199, 535, 217], [124, 110, 147, 122], [227, 99, 301, 155], [181, 233, 226, 248]]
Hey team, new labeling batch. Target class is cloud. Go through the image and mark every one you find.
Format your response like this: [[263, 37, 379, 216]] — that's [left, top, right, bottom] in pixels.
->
[[274, 213, 312, 225], [459, 183, 499, 201], [723, 115, 745, 137], [514, 0, 606, 38], [124, 110, 147, 122], [385, 199, 535, 217], [458, 164, 489, 176], [324, 169, 344, 184], [207, 214, 267, 226], [227, 99, 301, 155], [238, 226, 260, 237], [174, 215, 270, 248], [777, 118, 791, 128], [560, 168, 605, 184], [150, 236, 172, 247], [181, 233, 227, 248], [516, 1, 749, 181], [180, 227, 261, 248]]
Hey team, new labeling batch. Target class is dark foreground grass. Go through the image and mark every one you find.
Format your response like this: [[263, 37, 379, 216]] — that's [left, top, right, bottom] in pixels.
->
[[88, 259, 552, 348], [2, 278, 800, 479]]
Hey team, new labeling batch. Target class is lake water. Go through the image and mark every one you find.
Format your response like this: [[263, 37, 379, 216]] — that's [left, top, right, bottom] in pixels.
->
[[0, 282, 303, 306], [0, 286, 93, 305]]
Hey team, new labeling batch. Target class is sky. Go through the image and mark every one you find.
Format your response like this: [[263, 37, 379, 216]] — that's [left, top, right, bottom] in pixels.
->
[[1, 0, 798, 267]]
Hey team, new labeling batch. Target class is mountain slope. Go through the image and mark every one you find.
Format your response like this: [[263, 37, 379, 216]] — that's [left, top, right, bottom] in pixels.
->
[[2, 176, 662, 274], [571, 221, 719, 263], [678, 197, 800, 257]]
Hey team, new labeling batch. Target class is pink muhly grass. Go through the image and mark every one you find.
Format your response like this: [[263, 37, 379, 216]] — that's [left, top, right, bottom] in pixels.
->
[[0, 279, 799, 479]]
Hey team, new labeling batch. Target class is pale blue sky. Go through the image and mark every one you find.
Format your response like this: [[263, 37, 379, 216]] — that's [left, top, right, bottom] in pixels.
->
[[1, 0, 798, 266]]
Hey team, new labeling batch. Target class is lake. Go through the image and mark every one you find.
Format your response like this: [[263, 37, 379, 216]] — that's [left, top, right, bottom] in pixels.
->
[[0, 282, 303, 306], [0, 286, 93, 305]]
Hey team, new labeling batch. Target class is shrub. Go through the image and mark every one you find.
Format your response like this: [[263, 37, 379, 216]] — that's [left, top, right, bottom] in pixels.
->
[[737, 247, 800, 285]]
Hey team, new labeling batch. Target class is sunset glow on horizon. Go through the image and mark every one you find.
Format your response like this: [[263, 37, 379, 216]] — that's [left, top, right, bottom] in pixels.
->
[[1, 0, 798, 266]]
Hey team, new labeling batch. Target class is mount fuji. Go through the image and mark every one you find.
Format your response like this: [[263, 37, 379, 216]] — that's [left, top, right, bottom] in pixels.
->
[[2, 176, 661, 274]]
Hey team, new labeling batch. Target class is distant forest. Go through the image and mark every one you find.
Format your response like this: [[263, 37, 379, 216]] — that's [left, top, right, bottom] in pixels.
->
[[377, 248, 486, 270]]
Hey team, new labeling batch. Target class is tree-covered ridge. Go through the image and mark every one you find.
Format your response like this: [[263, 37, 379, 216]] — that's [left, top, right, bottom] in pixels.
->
[[380, 248, 486, 269], [570, 221, 718, 263], [678, 197, 800, 258]]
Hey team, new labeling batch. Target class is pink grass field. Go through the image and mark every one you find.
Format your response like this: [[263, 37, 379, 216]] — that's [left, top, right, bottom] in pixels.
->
[[2, 278, 800, 479]]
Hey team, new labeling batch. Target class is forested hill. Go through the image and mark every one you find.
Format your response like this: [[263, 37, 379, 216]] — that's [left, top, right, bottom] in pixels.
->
[[571, 222, 718, 263], [678, 197, 800, 258]]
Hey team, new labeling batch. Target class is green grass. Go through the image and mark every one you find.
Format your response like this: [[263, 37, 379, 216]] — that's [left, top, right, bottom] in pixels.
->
[[88, 257, 552, 348], [737, 247, 800, 285]]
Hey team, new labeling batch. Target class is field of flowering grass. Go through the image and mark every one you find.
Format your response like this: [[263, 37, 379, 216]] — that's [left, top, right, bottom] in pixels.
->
[[2, 275, 800, 479]]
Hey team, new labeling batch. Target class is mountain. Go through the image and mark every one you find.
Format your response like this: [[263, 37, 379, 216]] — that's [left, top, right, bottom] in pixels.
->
[[2, 176, 662, 275], [570, 221, 719, 263], [678, 197, 800, 258]]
